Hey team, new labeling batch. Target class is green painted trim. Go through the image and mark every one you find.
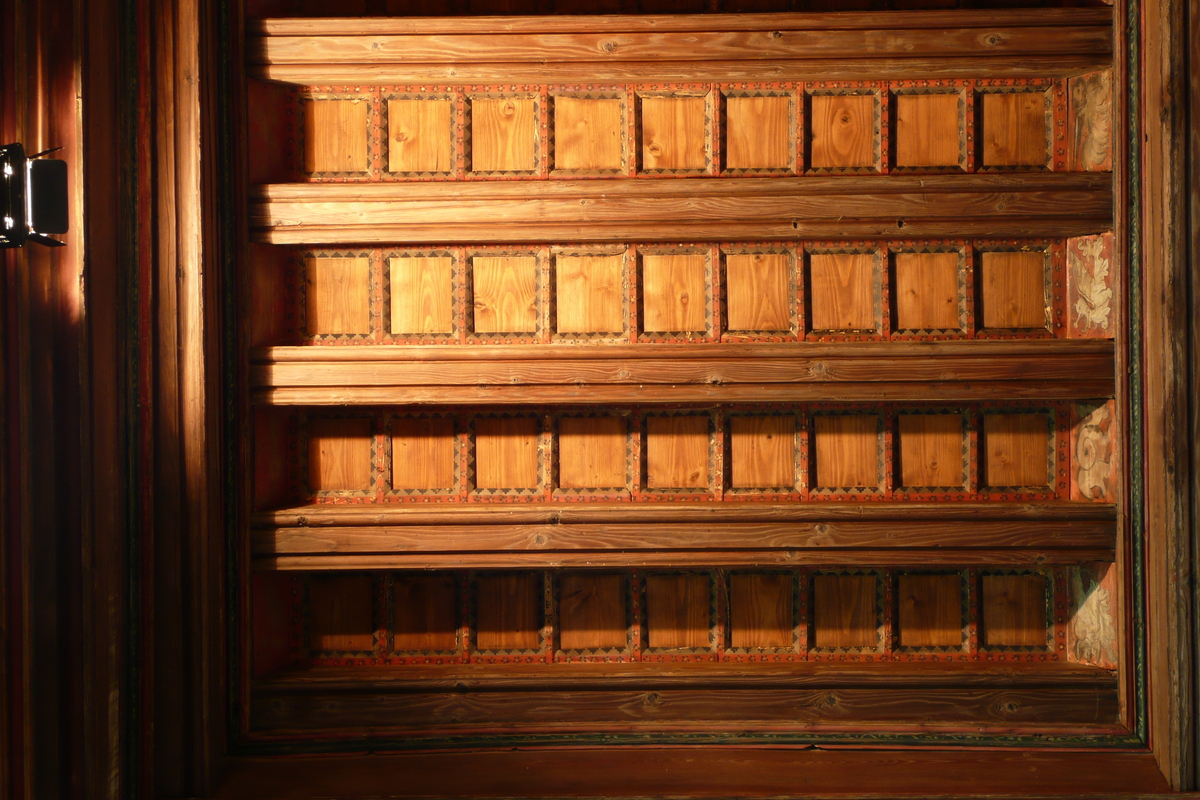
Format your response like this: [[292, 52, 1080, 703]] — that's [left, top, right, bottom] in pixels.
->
[[1125, 0, 1149, 745]]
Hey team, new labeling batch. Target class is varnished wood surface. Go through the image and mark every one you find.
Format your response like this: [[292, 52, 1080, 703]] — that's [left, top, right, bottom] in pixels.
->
[[250, 8, 1116, 36], [214, 750, 1169, 799], [251, 174, 1112, 244], [247, 685, 1122, 733], [730, 573, 793, 648]]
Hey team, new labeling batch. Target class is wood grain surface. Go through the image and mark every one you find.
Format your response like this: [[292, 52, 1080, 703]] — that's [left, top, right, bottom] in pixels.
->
[[894, 92, 962, 168], [474, 416, 540, 489], [558, 572, 627, 651], [812, 574, 877, 648], [640, 95, 708, 172], [389, 255, 453, 334], [646, 574, 711, 649], [730, 573, 793, 648], [813, 414, 879, 489], [305, 256, 370, 335], [725, 253, 790, 332], [893, 251, 960, 331], [475, 573, 541, 650], [980, 250, 1048, 329], [470, 96, 536, 172], [729, 415, 795, 489], [897, 573, 963, 648], [308, 575, 374, 652], [642, 253, 707, 333], [471, 256, 537, 333], [554, 254, 623, 334], [393, 573, 458, 651], [897, 413, 965, 489], [557, 416, 627, 489], [809, 93, 876, 169], [387, 97, 452, 173], [303, 98, 368, 173], [981, 573, 1047, 648], [809, 253, 876, 331], [982, 90, 1049, 167], [724, 95, 791, 170], [391, 417, 455, 490], [553, 96, 624, 171], [983, 411, 1050, 488], [307, 418, 372, 491], [645, 415, 709, 489]]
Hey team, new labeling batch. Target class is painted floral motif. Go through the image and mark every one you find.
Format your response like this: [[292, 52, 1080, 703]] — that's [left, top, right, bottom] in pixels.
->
[[1070, 70, 1112, 172], [1069, 235, 1113, 332], [1070, 566, 1118, 668], [1074, 403, 1113, 500]]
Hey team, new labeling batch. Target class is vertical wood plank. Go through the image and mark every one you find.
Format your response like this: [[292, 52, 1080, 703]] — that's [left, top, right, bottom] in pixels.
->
[[725, 253, 791, 332], [813, 414, 880, 489], [470, 96, 536, 172], [559, 573, 627, 651], [894, 93, 962, 168], [394, 573, 459, 652], [642, 254, 707, 333], [730, 573, 793, 649], [472, 256, 538, 334], [983, 412, 1050, 488], [390, 256, 453, 335], [725, 95, 791, 170], [897, 574, 963, 648], [897, 414, 964, 489], [982, 574, 1047, 647], [640, 95, 708, 172], [476, 573, 541, 651], [309, 575, 375, 652], [553, 96, 624, 171], [812, 574, 877, 648], [980, 251, 1047, 329], [555, 255, 624, 334], [809, 94, 876, 169], [392, 418, 455, 490], [388, 98, 453, 173], [981, 91, 1048, 167], [305, 256, 370, 335], [893, 252, 960, 331], [809, 253, 876, 332], [645, 574, 711, 650], [645, 415, 709, 489], [558, 416, 627, 490], [475, 417, 540, 489], [730, 416, 795, 489], [252, 573, 295, 677], [304, 98, 369, 173], [308, 418, 372, 491]]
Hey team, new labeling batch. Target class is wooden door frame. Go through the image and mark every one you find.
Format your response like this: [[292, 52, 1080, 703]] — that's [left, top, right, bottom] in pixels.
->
[[1, 0, 1196, 795]]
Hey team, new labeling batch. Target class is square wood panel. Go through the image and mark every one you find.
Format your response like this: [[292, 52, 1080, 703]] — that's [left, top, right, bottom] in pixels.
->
[[305, 256, 370, 335], [393, 573, 458, 651], [645, 415, 709, 489], [645, 574, 711, 649], [982, 574, 1048, 647], [983, 412, 1050, 488], [640, 95, 709, 172], [559, 573, 627, 651], [812, 574, 877, 648], [897, 574, 963, 648], [893, 252, 961, 331], [390, 256, 453, 335], [730, 573, 793, 649], [980, 251, 1048, 330], [472, 256, 538, 334], [387, 97, 453, 173], [809, 94, 877, 169], [981, 91, 1048, 167], [729, 416, 795, 489], [558, 416, 627, 489], [555, 255, 624, 334], [470, 96, 537, 173], [897, 414, 964, 489], [894, 92, 963, 168], [476, 573, 541, 651], [475, 417, 540, 490], [725, 253, 791, 332], [303, 98, 369, 174], [813, 414, 879, 490], [309, 575, 374, 652], [308, 417, 372, 492], [553, 96, 624, 171], [642, 253, 708, 333], [809, 253, 876, 332], [392, 418, 455, 490], [724, 95, 792, 170]]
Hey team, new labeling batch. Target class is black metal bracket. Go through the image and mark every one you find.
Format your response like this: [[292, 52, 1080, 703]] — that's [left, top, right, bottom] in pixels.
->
[[0, 142, 68, 248]]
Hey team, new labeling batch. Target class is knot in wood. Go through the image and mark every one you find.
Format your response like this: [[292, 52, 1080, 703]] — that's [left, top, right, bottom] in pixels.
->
[[981, 32, 1004, 47], [600, 40, 617, 53]]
